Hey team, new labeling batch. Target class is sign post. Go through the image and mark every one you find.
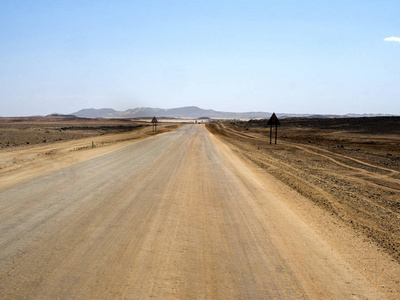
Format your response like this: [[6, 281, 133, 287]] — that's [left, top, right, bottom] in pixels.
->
[[267, 113, 280, 144], [151, 116, 158, 132]]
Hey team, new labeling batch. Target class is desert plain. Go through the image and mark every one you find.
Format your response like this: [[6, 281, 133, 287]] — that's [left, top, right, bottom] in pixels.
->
[[0, 115, 399, 299]]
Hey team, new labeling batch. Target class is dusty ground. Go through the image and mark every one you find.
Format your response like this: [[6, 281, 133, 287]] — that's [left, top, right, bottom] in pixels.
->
[[0, 115, 151, 149], [207, 117, 400, 263], [0, 119, 399, 299], [0, 116, 180, 183]]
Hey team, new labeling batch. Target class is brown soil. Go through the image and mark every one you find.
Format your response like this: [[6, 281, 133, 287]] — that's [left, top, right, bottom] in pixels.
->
[[206, 117, 400, 263], [0, 115, 148, 149], [2, 124, 397, 299], [0, 116, 181, 185], [1, 121, 400, 298]]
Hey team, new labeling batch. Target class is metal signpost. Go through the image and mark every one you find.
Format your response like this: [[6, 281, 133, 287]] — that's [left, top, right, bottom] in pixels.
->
[[267, 113, 280, 144], [151, 116, 158, 132]]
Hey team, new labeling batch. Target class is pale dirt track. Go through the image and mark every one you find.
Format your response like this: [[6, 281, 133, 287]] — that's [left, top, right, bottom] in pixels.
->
[[0, 125, 388, 299]]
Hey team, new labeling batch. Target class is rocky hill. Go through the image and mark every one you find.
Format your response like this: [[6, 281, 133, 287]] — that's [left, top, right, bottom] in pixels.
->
[[73, 106, 270, 119], [72, 106, 396, 119]]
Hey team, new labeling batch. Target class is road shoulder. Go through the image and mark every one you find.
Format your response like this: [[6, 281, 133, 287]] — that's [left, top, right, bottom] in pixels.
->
[[0, 125, 181, 191], [207, 126, 400, 299]]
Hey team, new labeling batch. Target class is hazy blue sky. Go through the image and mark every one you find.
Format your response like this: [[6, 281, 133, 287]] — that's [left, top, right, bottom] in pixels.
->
[[1, 0, 399, 116]]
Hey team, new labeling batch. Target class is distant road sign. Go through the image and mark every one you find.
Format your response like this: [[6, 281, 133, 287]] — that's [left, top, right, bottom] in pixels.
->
[[151, 116, 158, 132], [267, 113, 280, 126], [267, 113, 280, 144]]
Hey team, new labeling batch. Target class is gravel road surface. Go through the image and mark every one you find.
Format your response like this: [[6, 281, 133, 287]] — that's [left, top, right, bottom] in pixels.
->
[[0, 125, 383, 299]]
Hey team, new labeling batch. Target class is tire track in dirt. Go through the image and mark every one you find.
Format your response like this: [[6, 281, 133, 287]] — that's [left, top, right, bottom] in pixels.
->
[[294, 143, 400, 178], [206, 122, 400, 264]]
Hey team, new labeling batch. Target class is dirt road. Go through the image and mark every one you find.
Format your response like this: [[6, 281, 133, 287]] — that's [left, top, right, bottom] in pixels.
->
[[0, 125, 390, 298]]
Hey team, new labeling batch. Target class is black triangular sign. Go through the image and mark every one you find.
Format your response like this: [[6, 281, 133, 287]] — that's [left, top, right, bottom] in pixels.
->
[[267, 113, 280, 125]]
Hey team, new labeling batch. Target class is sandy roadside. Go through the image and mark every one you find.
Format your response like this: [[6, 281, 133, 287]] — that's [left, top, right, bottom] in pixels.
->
[[0, 124, 181, 191], [206, 125, 400, 298]]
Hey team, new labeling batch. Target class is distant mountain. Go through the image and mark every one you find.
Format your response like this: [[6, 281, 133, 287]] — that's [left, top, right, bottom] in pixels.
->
[[71, 106, 396, 119], [73, 108, 118, 118], [72, 106, 270, 119]]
